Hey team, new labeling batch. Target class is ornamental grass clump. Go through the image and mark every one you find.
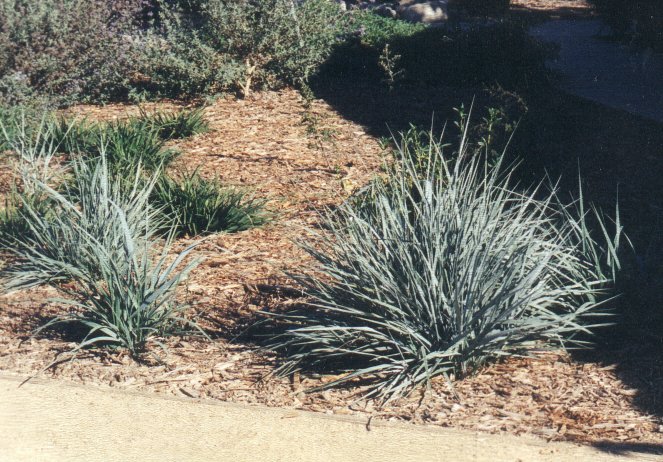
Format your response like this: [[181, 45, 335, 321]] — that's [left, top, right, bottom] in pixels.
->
[[47, 116, 99, 155], [92, 120, 180, 173], [0, 155, 203, 355], [46, 116, 179, 171], [153, 169, 268, 237], [263, 132, 622, 401], [0, 112, 66, 249], [137, 107, 209, 141]]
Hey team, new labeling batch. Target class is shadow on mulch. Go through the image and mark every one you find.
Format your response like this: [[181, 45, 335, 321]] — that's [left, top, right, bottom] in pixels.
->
[[308, 17, 663, 425]]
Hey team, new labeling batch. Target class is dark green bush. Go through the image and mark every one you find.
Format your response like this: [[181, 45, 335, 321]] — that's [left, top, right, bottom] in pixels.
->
[[137, 17, 244, 99], [47, 117, 98, 154], [47, 116, 179, 172], [94, 120, 180, 172]]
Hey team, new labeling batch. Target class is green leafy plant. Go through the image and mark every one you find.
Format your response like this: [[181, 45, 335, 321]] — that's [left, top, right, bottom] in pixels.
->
[[93, 119, 180, 173], [0, 0, 144, 106], [48, 108, 205, 158], [137, 106, 209, 140], [378, 44, 404, 92], [350, 11, 426, 48], [136, 0, 344, 99], [137, 17, 243, 99], [47, 116, 99, 154], [153, 169, 268, 237], [262, 131, 621, 402], [0, 155, 202, 355]]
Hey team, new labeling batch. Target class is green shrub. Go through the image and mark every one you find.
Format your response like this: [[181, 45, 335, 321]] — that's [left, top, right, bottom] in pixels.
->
[[141, 0, 345, 98], [46, 116, 99, 154], [350, 10, 426, 48], [0, 156, 202, 355], [0, 0, 344, 103], [101, 120, 180, 172], [153, 169, 268, 237], [49, 107, 207, 158], [0, 0, 144, 106], [262, 131, 621, 401], [204, 0, 344, 95], [137, 16, 243, 99]]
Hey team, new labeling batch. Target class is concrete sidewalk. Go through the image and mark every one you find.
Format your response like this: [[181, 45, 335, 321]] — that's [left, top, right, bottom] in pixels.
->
[[0, 372, 659, 462], [530, 19, 663, 123]]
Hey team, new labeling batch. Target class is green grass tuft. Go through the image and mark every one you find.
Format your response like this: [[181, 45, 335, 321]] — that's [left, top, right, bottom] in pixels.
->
[[46, 115, 181, 171], [100, 119, 180, 173], [153, 170, 268, 237], [137, 107, 209, 141]]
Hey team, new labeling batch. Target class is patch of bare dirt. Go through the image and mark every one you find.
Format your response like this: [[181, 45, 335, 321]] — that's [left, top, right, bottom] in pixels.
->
[[1, 90, 662, 447]]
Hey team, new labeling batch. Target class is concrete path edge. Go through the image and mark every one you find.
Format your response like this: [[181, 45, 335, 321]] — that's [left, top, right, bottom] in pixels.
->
[[0, 372, 659, 461]]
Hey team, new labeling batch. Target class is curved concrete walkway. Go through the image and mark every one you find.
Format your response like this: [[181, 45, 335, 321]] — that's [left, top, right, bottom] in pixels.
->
[[0, 373, 660, 461], [529, 19, 663, 123]]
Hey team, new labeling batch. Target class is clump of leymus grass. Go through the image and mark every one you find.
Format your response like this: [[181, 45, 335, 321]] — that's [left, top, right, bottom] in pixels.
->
[[0, 112, 67, 248], [0, 153, 203, 355], [262, 131, 622, 402], [152, 169, 268, 237]]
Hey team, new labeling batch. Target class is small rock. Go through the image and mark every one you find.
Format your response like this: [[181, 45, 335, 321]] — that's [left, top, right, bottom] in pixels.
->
[[450, 403, 464, 413], [375, 4, 398, 18], [400, 1, 449, 24]]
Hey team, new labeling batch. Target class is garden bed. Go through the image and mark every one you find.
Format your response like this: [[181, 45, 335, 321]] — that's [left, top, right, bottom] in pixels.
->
[[1, 89, 662, 447]]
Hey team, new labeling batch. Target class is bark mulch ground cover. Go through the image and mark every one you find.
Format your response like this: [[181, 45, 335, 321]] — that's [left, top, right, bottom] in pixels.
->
[[1, 89, 663, 448], [511, 0, 594, 17]]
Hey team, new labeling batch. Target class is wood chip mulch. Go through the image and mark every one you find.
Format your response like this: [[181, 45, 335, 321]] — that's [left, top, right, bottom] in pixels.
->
[[511, 0, 594, 17], [1, 90, 662, 448]]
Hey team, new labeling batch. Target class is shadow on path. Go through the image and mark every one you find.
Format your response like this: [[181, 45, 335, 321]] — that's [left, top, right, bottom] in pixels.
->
[[530, 18, 663, 123]]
